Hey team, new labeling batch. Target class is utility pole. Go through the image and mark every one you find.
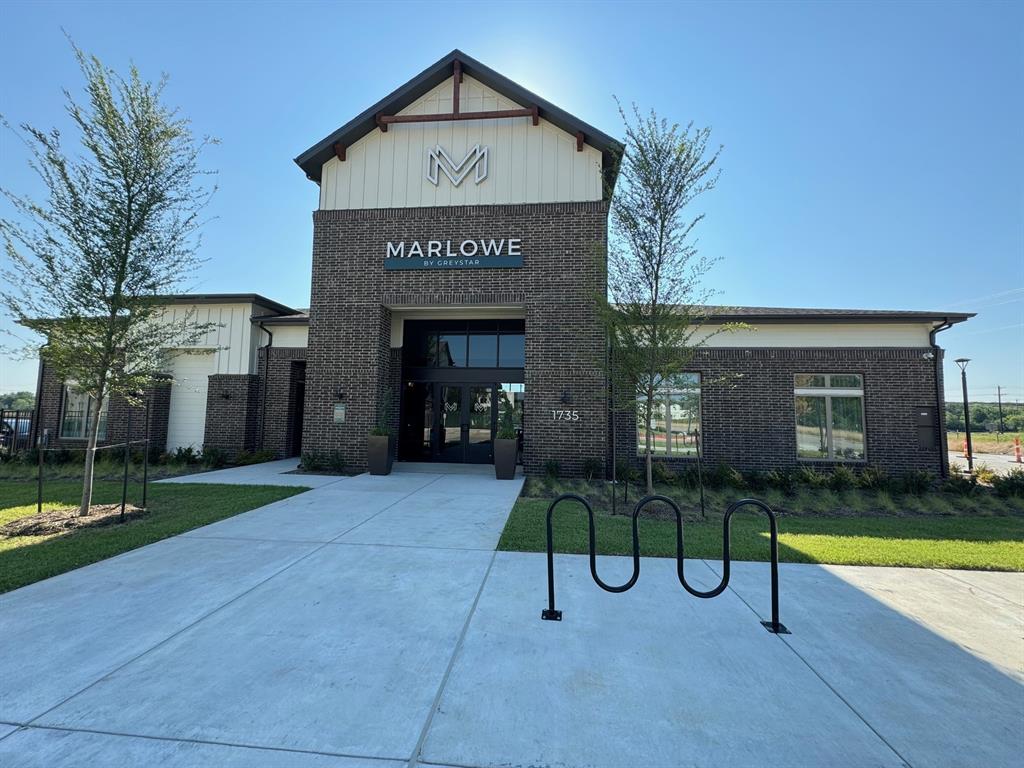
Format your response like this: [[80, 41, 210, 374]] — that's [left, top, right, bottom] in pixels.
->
[[997, 385, 1005, 433]]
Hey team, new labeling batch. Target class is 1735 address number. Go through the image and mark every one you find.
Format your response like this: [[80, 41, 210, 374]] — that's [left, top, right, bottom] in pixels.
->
[[551, 409, 580, 421]]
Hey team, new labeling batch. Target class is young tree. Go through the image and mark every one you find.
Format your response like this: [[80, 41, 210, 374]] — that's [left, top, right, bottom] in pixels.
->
[[602, 103, 731, 495], [1, 44, 216, 515]]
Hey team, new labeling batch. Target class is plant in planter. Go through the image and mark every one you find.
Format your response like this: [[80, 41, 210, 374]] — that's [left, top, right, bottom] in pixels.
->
[[367, 388, 394, 476], [494, 395, 518, 480]]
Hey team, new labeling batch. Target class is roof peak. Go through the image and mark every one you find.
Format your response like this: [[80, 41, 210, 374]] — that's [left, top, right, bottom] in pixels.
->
[[294, 49, 623, 190]]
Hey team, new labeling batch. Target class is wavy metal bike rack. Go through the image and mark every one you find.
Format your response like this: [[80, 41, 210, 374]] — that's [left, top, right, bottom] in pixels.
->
[[540, 492, 790, 634]]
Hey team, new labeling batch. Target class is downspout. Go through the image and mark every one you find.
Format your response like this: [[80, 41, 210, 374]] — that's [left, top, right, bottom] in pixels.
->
[[258, 321, 273, 451], [929, 319, 953, 478]]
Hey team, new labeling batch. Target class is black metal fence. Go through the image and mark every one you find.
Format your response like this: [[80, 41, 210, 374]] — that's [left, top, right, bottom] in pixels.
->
[[0, 409, 34, 456]]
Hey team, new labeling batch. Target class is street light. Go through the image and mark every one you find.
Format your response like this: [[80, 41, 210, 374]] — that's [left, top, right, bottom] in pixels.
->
[[955, 358, 973, 474]]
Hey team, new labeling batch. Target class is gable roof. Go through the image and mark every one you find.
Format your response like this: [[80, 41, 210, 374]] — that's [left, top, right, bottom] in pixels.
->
[[294, 49, 623, 191]]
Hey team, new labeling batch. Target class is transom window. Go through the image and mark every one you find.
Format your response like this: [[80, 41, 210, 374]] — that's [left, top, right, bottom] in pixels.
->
[[638, 373, 701, 457], [60, 384, 108, 440], [794, 374, 865, 461], [403, 320, 525, 369]]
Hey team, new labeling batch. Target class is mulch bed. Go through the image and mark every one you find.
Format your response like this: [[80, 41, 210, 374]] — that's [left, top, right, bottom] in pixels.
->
[[0, 504, 148, 537]]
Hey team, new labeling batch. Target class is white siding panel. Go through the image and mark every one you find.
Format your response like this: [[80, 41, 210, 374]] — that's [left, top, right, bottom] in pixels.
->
[[165, 351, 216, 452], [700, 323, 934, 348], [270, 325, 309, 347], [155, 302, 257, 375], [319, 75, 604, 209]]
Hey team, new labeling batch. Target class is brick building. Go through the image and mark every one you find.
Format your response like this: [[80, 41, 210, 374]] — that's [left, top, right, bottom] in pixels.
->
[[31, 51, 970, 478]]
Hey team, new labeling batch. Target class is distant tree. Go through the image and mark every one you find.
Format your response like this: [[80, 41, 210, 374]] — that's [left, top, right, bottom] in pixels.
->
[[0, 43, 216, 515], [0, 391, 35, 410], [600, 102, 737, 494]]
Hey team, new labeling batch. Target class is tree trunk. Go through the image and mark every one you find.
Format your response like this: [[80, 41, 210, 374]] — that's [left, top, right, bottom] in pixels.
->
[[78, 396, 103, 516]]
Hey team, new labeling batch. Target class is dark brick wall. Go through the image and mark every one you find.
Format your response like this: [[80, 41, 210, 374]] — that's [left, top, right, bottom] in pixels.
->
[[612, 346, 949, 476], [204, 374, 260, 455], [256, 347, 307, 458], [34, 359, 172, 452], [304, 202, 609, 475]]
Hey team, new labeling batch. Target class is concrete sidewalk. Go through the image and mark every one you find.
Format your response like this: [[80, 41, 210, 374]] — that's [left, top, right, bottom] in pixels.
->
[[1, 464, 1021, 767], [157, 457, 342, 487]]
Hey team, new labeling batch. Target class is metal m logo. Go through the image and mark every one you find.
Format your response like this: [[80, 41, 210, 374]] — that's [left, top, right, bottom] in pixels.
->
[[426, 144, 489, 187]]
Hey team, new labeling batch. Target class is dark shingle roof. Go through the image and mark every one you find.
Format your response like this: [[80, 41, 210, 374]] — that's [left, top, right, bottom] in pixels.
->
[[703, 306, 974, 323], [244, 306, 974, 327]]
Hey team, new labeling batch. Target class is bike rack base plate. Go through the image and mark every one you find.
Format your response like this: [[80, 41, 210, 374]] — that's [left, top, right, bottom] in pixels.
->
[[541, 609, 563, 621], [761, 620, 790, 635]]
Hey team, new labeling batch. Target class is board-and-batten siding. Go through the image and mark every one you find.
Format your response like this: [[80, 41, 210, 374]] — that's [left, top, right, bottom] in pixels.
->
[[158, 303, 259, 374], [318, 75, 604, 210]]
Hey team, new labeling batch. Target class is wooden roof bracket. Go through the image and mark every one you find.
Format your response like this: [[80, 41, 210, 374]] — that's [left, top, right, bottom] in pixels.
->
[[374, 58, 542, 131], [333, 142, 346, 161], [576, 131, 584, 151]]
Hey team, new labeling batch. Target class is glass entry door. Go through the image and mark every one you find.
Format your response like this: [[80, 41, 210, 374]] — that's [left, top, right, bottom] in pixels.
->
[[465, 386, 494, 463], [439, 385, 464, 462], [401, 382, 496, 463]]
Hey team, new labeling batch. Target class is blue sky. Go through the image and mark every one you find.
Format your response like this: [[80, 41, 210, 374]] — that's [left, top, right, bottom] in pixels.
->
[[1, 0, 1021, 403]]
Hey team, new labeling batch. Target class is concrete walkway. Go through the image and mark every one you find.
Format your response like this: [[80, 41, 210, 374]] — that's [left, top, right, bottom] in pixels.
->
[[157, 457, 340, 487], [1, 463, 1021, 767]]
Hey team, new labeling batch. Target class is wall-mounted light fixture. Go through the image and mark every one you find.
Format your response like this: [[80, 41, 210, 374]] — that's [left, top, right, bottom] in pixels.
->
[[220, 392, 232, 400], [560, 389, 573, 405]]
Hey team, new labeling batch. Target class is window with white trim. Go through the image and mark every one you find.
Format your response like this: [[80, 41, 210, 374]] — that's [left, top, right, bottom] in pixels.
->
[[60, 385, 108, 440], [794, 374, 865, 461], [638, 373, 701, 457]]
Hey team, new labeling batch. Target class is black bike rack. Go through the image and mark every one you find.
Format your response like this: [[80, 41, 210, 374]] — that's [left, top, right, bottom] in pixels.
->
[[541, 493, 789, 634]]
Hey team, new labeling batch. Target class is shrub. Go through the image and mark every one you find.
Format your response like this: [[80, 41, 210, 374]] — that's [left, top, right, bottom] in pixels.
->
[[793, 465, 827, 488], [581, 457, 604, 482], [941, 473, 977, 496], [171, 446, 199, 464], [543, 459, 560, 479], [300, 451, 325, 472], [301, 450, 345, 473], [992, 468, 1024, 497], [972, 463, 997, 485], [700, 462, 744, 489], [615, 460, 641, 485], [899, 469, 934, 495], [234, 449, 276, 466], [765, 469, 797, 494], [828, 466, 858, 491], [651, 461, 678, 485], [858, 465, 891, 492], [201, 447, 229, 469], [743, 470, 769, 491]]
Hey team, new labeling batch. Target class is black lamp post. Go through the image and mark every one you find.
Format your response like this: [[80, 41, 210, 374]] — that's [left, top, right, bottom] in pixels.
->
[[955, 358, 973, 474]]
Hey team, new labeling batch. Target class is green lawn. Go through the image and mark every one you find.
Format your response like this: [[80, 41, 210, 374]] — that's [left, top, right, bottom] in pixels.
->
[[0, 479, 307, 593], [498, 497, 1024, 571]]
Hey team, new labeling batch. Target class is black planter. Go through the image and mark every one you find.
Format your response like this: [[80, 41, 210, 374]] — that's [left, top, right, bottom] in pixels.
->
[[367, 435, 393, 475], [494, 438, 518, 480]]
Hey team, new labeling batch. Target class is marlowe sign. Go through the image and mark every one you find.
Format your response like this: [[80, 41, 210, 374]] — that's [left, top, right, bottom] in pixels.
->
[[384, 238, 523, 270]]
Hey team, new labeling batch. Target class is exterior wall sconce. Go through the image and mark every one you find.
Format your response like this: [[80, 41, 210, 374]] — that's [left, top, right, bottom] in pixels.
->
[[560, 389, 573, 405], [220, 392, 232, 400]]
